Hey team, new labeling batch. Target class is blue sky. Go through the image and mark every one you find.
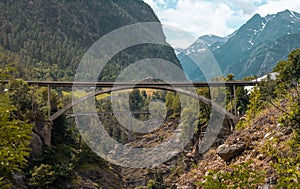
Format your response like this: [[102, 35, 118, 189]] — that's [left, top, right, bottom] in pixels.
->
[[143, 0, 300, 48]]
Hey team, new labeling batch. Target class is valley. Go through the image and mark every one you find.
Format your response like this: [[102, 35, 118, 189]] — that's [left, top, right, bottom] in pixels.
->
[[0, 1, 300, 188]]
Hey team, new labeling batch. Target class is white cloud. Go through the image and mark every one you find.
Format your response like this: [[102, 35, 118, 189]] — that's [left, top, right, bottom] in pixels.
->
[[162, 25, 197, 48], [159, 0, 236, 36], [144, 0, 158, 9], [255, 0, 300, 16], [143, 0, 300, 48]]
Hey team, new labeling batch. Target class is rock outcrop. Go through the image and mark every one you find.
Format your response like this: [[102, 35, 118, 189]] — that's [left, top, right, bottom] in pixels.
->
[[29, 133, 43, 159], [177, 105, 295, 188], [216, 142, 246, 162]]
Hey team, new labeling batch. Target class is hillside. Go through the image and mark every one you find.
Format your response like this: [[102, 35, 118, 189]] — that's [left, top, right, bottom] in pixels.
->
[[0, 0, 180, 81], [107, 49, 300, 188], [178, 105, 295, 188], [176, 49, 300, 188]]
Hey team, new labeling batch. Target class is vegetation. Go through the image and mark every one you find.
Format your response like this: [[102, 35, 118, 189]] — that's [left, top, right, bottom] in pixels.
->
[[238, 49, 300, 187], [0, 1, 181, 186], [0, 92, 33, 188], [0, 0, 180, 81], [196, 161, 265, 188], [193, 49, 300, 188]]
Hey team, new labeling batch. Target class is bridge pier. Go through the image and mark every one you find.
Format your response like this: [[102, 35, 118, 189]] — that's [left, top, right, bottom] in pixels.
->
[[44, 119, 52, 146], [233, 85, 237, 116], [47, 85, 51, 117]]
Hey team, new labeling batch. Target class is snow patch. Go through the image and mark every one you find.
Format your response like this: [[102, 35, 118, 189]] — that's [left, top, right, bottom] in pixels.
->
[[249, 40, 254, 46], [197, 48, 206, 52], [266, 15, 275, 22], [261, 22, 266, 30], [290, 11, 300, 20]]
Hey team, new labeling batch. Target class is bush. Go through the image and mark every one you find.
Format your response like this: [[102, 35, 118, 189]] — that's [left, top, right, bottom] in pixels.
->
[[263, 136, 300, 189], [0, 93, 32, 185], [28, 145, 77, 188], [195, 161, 265, 188]]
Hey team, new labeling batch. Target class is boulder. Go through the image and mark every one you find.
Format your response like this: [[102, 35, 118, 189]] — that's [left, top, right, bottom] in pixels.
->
[[12, 172, 28, 189], [29, 133, 43, 158], [216, 142, 245, 162]]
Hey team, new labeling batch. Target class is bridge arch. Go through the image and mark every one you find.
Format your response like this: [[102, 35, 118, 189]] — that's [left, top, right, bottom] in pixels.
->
[[49, 86, 237, 122]]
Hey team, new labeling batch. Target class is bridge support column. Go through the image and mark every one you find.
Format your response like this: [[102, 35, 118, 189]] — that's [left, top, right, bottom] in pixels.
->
[[127, 113, 134, 141], [47, 85, 51, 117], [233, 85, 237, 116], [44, 119, 52, 146]]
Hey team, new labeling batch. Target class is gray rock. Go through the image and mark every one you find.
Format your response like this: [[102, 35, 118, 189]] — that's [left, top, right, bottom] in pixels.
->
[[216, 142, 246, 162], [29, 133, 43, 158], [258, 184, 271, 189], [12, 172, 28, 189], [177, 183, 196, 189]]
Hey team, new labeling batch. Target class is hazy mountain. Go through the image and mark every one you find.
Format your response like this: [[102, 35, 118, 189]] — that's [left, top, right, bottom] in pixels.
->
[[179, 10, 300, 80]]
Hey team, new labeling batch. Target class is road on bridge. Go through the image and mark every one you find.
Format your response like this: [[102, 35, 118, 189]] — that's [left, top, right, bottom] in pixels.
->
[[0, 80, 259, 87]]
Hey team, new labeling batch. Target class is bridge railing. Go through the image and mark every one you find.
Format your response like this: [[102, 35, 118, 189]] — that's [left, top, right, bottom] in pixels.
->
[[0, 80, 260, 87]]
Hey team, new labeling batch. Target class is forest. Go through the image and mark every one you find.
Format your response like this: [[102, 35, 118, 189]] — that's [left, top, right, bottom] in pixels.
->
[[0, 49, 299, 188]]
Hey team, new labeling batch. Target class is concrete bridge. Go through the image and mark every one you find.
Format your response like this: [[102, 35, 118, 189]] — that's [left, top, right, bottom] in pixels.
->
[[49, 85, 238, 122], [1, 80, 259, 118], [1, 80, 259, 120], [1, 80, 259, 146]]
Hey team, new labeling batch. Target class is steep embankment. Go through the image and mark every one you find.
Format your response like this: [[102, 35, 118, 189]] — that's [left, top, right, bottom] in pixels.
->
[[177, 104, 296, 188]]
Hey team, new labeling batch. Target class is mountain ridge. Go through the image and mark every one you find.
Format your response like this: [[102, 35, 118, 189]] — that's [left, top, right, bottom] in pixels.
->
[[179, 9, 300, 80]]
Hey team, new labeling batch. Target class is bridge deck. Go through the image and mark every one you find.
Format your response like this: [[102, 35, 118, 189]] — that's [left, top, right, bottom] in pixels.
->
[[1, 80, 259, 87]]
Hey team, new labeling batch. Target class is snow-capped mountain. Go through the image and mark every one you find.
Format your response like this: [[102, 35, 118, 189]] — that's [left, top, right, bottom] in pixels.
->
[[179, 10, 300, 81], [184, 35, 227, 55], [177, 35, 228, 81]]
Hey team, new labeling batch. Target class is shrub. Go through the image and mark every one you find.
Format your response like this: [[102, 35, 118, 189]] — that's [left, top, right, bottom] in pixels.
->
[[195, 161, 265, 188]]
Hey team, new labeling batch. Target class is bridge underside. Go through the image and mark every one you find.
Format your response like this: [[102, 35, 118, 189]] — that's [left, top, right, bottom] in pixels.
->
[[50, 86, 238, 122]]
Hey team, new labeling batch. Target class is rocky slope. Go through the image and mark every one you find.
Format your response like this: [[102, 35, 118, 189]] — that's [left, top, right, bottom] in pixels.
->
[[177, 104, 295, 188], [113, 117, 233, 188], [106, 100, 296, 188]]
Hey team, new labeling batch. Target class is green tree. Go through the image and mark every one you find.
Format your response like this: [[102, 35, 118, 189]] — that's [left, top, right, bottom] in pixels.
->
[[273, 49, 300, 133], [129, 89, 142, 112], [6, 80, 32, 119], [0, 93, 32, 187], [274, 48, 300, 89], [172, 93, 181, 117], [165, 91, 174, 114], [235, 86, 249, 115]]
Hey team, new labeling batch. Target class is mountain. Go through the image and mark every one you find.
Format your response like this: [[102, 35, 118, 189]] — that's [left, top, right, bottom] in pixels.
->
[[226, 33, 300, 77], [177, 35, 228, 81], [0, 0, 180, 81], [179, 10, 300, 80], [192, 35, 228, 51], [183, 35, 227, 56]]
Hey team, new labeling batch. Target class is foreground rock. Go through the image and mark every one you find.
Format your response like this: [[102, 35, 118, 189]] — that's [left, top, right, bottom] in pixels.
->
[[216, 142, 246, 162]]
